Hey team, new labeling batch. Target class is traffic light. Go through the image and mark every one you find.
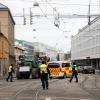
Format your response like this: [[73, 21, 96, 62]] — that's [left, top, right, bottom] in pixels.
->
[[23, 17, 26, 25], [23, 8, 26, 25], [30, 14, 33, 25], [30, 8, 33, 25]]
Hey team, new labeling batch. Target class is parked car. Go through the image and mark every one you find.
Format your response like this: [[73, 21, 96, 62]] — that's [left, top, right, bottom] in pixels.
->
[[83, 66, 95, 74], [78, 66, 84, 73]]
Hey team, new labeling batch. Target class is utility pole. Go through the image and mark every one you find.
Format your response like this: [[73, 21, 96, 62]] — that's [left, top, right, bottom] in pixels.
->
[[99, 0, 100, 15], [88, 0, 91, 25]]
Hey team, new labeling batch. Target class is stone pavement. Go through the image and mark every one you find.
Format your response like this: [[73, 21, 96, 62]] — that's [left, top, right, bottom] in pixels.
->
[[38, 74, 100, 100], [0, 74, 100, 100]]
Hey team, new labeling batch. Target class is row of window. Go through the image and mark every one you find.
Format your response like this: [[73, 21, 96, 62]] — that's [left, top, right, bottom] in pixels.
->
[[72, 46, 100, 58]]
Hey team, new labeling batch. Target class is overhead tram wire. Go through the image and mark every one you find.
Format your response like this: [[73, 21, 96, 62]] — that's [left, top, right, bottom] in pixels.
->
[[0, 0, 99, 6], [32, 0, 71, 40], [42, 1, 72, 38], [38, 5, 70, 43], [33, 0, 66, 37]]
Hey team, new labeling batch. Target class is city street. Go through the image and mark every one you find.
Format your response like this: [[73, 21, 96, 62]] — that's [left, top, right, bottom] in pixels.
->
[[0, 74, 100, 100]]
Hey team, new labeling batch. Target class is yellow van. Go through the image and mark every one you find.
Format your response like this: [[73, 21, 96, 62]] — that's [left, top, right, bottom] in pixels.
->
[[47, 61, 72, 79]]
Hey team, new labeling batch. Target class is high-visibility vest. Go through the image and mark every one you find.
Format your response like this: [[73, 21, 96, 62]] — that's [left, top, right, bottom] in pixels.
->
[[72, 65, 78, 71], [8, 66, 12, 72], [39, 64, 48, 74]]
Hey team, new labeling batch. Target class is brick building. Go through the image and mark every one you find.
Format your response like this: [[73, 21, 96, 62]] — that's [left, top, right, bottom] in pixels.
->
[[0, 32, 9, 76]]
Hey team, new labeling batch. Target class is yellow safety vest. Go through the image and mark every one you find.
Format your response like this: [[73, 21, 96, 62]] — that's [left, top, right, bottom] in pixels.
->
[[39, 64, 48, 74], [8, 66, 12, 72]]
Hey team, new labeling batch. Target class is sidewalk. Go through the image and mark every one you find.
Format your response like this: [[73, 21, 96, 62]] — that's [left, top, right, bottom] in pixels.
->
[[83, 74, 100, 88]]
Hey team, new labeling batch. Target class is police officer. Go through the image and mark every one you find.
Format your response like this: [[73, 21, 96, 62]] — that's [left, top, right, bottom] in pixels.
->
[[6, 64, 15, 82], [39, 60, 50, 90], [69, 62, 78, 83]]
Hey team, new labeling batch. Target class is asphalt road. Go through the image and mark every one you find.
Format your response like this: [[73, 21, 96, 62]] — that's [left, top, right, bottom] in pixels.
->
[[0, 74, 100, 100]]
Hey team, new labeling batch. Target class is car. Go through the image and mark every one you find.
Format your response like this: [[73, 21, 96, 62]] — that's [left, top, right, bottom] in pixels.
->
[[78, 66, 84, 73], [83, 66, 95, 74]]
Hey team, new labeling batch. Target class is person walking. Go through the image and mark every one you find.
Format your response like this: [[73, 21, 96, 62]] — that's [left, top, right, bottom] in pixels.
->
[[69, 62, 79, 83], [39, 60, 50, 90], [6, 64, 15, 82]]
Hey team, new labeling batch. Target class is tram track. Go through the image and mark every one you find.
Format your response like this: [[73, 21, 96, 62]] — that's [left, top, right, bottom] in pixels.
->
[[0, 79, 39, 90], [34, 79, 60, 100], [0, 79, 41, 100], [6, 79, 59, 100]]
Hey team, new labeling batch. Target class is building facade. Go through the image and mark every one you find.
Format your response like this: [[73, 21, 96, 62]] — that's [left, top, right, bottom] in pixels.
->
[[0, 32, 9, 76], [15, 39, 57, 61], [0, 3, 15, 76], [0, 3, 15, 65], [33, 42, 57, 61], [71, 17, 100, 69], [15, 39, 34, 56], [14, 46, 24, 67]]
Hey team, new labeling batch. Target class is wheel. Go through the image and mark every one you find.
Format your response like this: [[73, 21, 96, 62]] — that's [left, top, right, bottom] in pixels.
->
[[63, 73, 67, 79], [49, 76, 53, 79], [16, 71, 22, 79]]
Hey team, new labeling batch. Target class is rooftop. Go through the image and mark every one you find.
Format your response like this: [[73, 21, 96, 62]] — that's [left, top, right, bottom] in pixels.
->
[[0, 3, 8, 9]]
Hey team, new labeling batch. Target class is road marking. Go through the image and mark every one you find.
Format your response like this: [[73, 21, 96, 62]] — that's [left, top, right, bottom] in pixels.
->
[[45, 97, 52, 100], [41, 96, 80, 100], [80, 99, 94, 100], [42, 97, 94, 100]]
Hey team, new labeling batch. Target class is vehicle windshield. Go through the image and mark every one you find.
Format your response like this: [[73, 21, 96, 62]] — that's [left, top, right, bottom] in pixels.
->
[[48, 63, 60, 68], [62, 63, 70, 67]]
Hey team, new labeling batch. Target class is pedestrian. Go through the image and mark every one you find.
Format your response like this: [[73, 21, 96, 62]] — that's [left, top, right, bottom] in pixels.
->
[[69, 62, 79, 83], [39, 60, 50, 90], [6, 64, 15, 82]]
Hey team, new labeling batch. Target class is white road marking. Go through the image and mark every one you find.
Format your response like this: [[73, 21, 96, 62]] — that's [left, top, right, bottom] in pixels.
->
[[80, 99, 94, 100], [45, 97, 52, 100], [42, 96, 80, 100], [43, 97, 94, 100]]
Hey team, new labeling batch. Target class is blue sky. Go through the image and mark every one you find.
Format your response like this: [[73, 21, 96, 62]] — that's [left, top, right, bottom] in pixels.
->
[[0, 0, 99, 52]]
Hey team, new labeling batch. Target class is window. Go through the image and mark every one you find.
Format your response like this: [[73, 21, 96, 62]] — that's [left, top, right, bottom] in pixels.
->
[[48, 63, 60, 68], [62, 63, 70, 67]]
